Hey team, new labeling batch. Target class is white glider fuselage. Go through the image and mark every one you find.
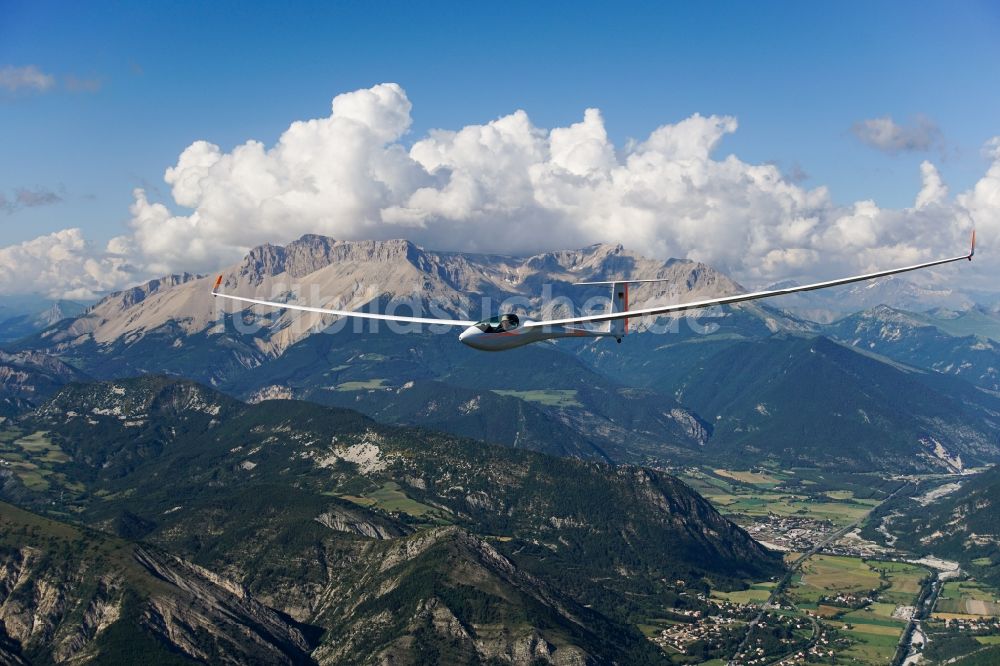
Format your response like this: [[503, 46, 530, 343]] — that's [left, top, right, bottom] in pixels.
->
[[457, 316, 613, 351]]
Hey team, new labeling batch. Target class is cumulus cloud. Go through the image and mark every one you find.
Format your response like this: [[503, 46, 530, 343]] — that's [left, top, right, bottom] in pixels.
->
[[0, 229, 134, 299], [0, 65, 55, 93], [916, 161, 948, 209], [851, 114, 942, 155], [0, 83, 995, 298]]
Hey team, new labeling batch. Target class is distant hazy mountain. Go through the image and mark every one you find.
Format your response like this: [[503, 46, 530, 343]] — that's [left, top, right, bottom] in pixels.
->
[[920, 304, 1000, 342], [762, 274, 977, 322], [672, 335, 1000, 473], [0, 376, 781, 663], [825, 305, 1000, 390], [0, 298, 88, 342]]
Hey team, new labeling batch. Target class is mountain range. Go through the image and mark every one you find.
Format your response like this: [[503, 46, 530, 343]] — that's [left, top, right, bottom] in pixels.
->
[[3, 234, 1000, 662], [0, 375, 781, 664], [825, 304, 1000, 391], [5, 234, 1000, 474]]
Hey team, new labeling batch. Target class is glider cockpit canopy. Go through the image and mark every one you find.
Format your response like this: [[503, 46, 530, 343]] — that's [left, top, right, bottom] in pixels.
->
[[475, 313, 520, 333]]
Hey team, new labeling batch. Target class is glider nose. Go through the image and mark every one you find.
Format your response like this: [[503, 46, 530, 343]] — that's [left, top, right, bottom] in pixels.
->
[[459, 326, 478, 346]]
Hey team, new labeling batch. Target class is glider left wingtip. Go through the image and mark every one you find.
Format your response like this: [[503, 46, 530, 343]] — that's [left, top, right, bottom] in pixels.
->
[[212, 274, 223, 293]]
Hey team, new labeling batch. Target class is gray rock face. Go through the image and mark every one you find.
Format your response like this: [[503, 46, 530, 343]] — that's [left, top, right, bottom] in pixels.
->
[[0, 534, 319, 665], [133, 547, 315, 663], [0, 351, 89, 415], [101, 272, 200, 310], [314, 505, 411, 539]]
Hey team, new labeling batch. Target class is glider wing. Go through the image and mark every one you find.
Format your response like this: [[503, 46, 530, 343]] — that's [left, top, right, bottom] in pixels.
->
[[211, 279, 476, 327], [526, 232, 976, 329]]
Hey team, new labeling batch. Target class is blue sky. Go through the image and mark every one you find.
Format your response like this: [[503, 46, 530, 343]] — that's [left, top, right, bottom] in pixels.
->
[[1, 0, 998, 296]]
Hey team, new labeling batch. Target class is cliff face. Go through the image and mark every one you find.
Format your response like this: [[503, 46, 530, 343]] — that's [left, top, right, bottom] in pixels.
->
[[0, 503, 318, 665], [0, 503, 657, 665], [0, 351, 89, 416]]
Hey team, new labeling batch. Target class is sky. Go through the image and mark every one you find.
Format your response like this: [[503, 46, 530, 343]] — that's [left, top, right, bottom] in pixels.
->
[[1, 0, 998, 298]]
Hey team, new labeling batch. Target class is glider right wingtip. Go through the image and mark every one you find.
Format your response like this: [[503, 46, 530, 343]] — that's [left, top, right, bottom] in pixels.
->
[[212, 274, 223, 293], [969, 229, 976, 260]]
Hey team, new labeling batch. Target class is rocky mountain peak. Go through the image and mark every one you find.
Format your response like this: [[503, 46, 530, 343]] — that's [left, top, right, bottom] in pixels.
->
[[238, 242, 287, 285], [238, 236, 424, 284], [852, 304, 927, 329], [522, 242, 627, 274], [35, 301, 83, 327], [93, 273, 199, 313]]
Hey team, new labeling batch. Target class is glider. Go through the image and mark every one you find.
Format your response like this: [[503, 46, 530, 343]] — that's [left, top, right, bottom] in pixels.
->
[[212, 232, 976, 351]]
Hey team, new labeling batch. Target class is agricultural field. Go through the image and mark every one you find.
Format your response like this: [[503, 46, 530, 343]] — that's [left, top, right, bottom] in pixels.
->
[[835, 624, 904, 665], [704, 554, 928, 665], [711, 581, 775, 605], [783, 555, 928, 665], [875, 561, 929, 606], [333, 378, 388, 391], [788, 555, 884, 608], [700, 552, 930, 663], [936, 580, 1000, 617], [680, 467, 876, 527], [339, 480, 451, 522], [492, 389, 582, 408], [712, 468, 784, 487], [0, 429, 72, 492]]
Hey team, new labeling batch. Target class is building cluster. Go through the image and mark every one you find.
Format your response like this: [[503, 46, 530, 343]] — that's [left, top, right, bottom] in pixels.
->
[[650, 614, 741, 653], [731, 614, 813, 666], [937, 616, 1000, 632], [817, 592, 877, 609], [743, 515, 834, 552], [650, 600, 814, 664]]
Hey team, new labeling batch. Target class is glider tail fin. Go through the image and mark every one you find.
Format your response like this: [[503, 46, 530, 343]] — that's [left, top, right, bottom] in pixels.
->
[[608, 282, 628, 340]]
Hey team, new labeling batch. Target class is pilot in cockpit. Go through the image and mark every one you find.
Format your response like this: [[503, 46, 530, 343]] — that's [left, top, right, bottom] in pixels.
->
[[499, 313, 519, 331]]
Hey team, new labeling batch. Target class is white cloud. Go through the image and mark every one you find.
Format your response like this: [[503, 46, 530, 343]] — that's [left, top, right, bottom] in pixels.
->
[[0, 83, 995, 298], [0, 229, 134, 299], [851, 115, 942, 155], [916, 161, 947, 209], [0, 65, 55, 93]]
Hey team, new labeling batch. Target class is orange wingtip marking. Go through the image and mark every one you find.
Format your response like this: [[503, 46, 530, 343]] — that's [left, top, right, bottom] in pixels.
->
[[213, 275, 223, 290]]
